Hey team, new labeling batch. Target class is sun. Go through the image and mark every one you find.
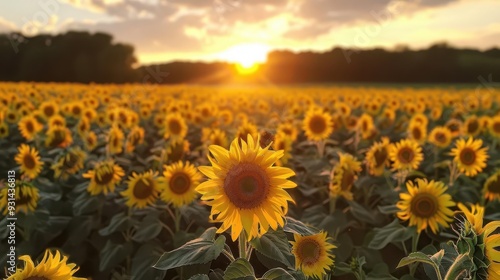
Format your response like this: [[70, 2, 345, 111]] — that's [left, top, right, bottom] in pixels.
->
[[218, 43, 269, 74]]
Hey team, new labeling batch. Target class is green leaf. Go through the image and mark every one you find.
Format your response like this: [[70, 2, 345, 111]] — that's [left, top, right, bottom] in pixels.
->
[[99, 240, 133, 272], [397, 251, 443, 280], [443, 253, 472, 280], [348, 201, 377, 225], [249, 229, 293, 268], [131, 240, 166, 280], [366, 263, 397, 280], [153, 227, 225, 271], [132, 222, 162, 242], [377, 204, 399, 214], [260, 268, 295, 280], [189, 275, 210, 280], [99, 212, 130, 236], [73, 192, 100, 215], [283, 217, 318, 236], [223, 258, 255, 280], [367, 219, 413, 250]]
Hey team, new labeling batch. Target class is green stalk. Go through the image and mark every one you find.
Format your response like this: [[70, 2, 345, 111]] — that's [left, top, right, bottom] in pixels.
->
[[238, 231, 247, 259], [174, 207, 181, 232], [410, 232, 421, 276]]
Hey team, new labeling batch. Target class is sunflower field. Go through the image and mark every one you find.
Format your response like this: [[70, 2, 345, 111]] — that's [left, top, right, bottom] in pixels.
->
[[1, 82, 500, 280]]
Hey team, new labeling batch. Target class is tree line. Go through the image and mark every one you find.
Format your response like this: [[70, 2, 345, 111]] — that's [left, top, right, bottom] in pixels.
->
[[1, 31, 499, 84]]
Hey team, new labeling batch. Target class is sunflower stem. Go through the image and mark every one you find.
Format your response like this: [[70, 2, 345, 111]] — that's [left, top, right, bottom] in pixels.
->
[[245, 246, 253, 261], [222, 249, 235, 262], [174, 207, 181, 232], [238, 231, 247, 259], [409, 232, 421, 276], [329, 198, 337, 214]]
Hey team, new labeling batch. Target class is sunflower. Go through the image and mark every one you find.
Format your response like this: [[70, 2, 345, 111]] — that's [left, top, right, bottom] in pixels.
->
[[445, 118, 463, 138], [365, 137, 390, 176], [290, 232, 336, 280], [303, 108, 333, 141], [389, 139, 424, 171], [277, 122, 298, 141], [396, 179, 455, 233], [196, 134, 296, 241], [457, 203, 500, 280], [14, 144, 43, 179], [76, 117, 91, 137], [164, 113, 188, 142], [463, 115, 481, 137], [165, 139, 190, 162], [83, 160, 125, 195], [236, 121, 259, 145], [357, 113, 376, 139], [39, 101, 59, 119], [450, 137, 488, 177], [125, 126, 145, 153], [18, 115, 42, 141], [0, 122, 9, 138], [161, 161, 201, 207], [121, 171, 164, 209], [108, 124, 124, 155], [48, 114, 66, 127], [205, 128, 228, 148], [428, 126, 453, 148], [84, 131, 98, 151], [45, 125, 73, 149], [407, 121, 427, 143], [329, 153, 362, 201], [272, 132, 293, 166], [489, 115, 500, 138], [5, 109, 19, 124], [483, 171, 500, 201], [0, 182, 39, 215], [51, 148, 86, 180], [6, 249, 85, 280]]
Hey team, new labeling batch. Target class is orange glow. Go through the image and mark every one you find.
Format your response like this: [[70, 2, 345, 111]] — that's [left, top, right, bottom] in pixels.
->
[[217, 43, 269, 74]]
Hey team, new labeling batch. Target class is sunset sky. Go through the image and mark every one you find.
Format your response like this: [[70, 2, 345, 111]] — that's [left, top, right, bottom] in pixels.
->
[[0, 0, 499, 65]]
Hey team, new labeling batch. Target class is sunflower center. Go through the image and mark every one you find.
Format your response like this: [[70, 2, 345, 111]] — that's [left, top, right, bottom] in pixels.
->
[[25, 121, 35, 133], [43, 106, 54, 117], [23, 154, 36, 169], [298, 239, 321, 265], [224, 163, 270, 209], [95, 170, 114, 185], [170, 173, 191, 195], [133, 178, 154, 199], [72, 106, 81, 115], [397, 147, 415, 164], [340, 169, 355, 191], [16, 192, 33, 206], [434, 132, 446, 144], [467, 120, 479, 134], [169, 120, 182, 135], [459, 148, 476, 166], [487, 175, 500, 194], [309, 115, 327, 134], [493, 122, 500, 133], [411, 192, 438, 218], [374, 148, 388, 167], [412, 127, 422, 140], [0, 127, 5, 134]]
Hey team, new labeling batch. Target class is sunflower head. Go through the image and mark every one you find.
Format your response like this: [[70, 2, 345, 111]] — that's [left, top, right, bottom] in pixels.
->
[[108, 124, 124, 155], [489, 115, 500, 138], [429, 126, 453, 148], [83, 160, 125, 195], [125, 126, 145, 153], [0, 122, 9, 138], [14, 144, 43, 179], [272, 132, 293, 166], [365, 137, 390, 176], [164, 113, 188, 141], [196, 134, 297, 241], [39, 101, 59, 119], [161, 161, 201, 208], [290, 232, 336, 280], [463, 115, 481, 137], [303, 108, 333, 142], [45, 125, 73, 149], [18, 115, 42, 141], [121, 170, 164, 209], [483, 170, 500, 201], [396, 178, 455, 233], [450, 137, 488, 177], [0, 181, 39, 215], [389, 139, 424, 171], [6, 249, 84, 280], [51, 148, 86, 180], [329, 153, 362, 201]]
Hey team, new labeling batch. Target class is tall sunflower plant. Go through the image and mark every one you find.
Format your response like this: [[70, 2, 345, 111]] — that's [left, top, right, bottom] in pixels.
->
[[153, 135, 338, 280]]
